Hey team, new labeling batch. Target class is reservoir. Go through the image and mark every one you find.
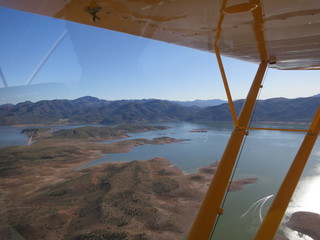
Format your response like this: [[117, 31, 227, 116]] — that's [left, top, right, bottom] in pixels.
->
[[0, 122, 319, 239]]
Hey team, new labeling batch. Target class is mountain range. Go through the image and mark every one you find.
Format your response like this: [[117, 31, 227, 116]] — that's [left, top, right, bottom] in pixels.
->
[[0, 95, 319, 125]]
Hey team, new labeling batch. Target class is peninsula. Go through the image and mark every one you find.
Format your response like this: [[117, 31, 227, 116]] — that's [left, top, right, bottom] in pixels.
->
[[0, 125, 257, 240]]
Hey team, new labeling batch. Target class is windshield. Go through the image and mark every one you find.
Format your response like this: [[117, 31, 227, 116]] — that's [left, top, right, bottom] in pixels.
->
[[0, 5, 319, 240]]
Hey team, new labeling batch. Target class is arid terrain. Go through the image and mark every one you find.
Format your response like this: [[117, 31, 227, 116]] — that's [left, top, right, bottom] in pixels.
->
[[0, 125, 257, 239]]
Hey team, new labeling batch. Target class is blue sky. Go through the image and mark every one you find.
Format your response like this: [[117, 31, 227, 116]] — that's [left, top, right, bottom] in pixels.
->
[[0, 6, 319, 104]]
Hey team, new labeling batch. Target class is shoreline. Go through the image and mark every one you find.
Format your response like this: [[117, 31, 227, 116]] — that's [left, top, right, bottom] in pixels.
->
[[0, 124, 259, 239], [0, 136, 188, 206], [0, 154, 257, 240]]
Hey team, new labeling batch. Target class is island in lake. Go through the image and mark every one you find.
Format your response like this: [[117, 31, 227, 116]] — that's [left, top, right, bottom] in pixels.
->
[[0, 125, 257, 239]]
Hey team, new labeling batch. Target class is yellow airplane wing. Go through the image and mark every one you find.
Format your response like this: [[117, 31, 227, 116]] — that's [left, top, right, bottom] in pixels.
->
[[1, 0, 319, 70]]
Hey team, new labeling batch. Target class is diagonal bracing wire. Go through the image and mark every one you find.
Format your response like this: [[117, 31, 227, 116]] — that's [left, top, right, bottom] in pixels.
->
[[25, 30, 67, 86], [0, 66, 8, 87]]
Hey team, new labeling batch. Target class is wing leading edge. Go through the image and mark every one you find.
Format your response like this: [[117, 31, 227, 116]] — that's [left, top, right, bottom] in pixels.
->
[[0, 0, 319, 69]]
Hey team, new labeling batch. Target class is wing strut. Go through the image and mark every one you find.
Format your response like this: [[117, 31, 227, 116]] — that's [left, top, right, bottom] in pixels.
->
[[254, 107, 320, 239], [187, 0, 269, 239], [187, 61, 268, 240], [214, 46, 239, 128]]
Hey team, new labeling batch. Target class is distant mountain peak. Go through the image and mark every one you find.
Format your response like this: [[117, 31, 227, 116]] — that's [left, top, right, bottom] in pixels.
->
[[74, 96, 101, 102]]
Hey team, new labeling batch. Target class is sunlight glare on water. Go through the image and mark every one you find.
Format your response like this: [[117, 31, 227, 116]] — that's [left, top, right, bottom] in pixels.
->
[[282, 146, 320, 240]]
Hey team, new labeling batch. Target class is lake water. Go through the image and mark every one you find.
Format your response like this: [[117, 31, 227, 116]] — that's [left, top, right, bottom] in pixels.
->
[[1, 122, 319, 240]]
